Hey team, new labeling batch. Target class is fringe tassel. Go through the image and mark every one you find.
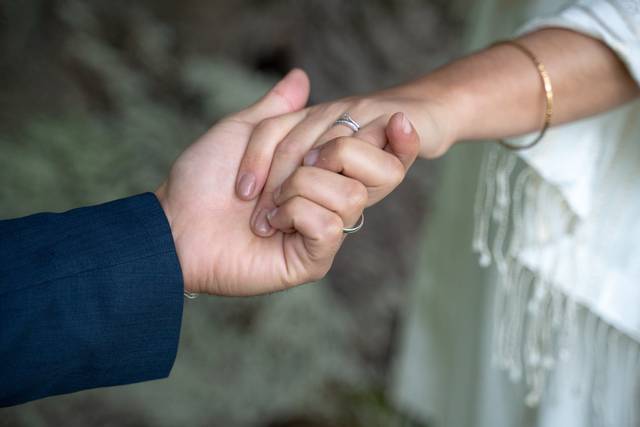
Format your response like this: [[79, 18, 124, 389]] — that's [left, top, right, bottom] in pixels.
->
[[472, 146, 640, 424], [473, 145, 498, 267]]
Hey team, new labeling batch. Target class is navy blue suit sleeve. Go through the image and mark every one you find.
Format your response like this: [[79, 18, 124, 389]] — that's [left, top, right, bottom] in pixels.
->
[[0, 193, 184, 407]]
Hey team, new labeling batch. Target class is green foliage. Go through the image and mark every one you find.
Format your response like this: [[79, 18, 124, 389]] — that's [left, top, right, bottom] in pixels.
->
[[0, 1, 276, 217]]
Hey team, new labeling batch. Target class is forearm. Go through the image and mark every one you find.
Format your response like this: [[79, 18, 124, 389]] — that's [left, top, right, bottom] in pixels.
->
[[0, 194, 184, 407], [395, 28, 639, 155]]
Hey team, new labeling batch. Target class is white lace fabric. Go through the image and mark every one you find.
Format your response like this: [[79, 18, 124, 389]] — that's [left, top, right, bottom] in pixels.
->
[[474, 0, 640, 410]]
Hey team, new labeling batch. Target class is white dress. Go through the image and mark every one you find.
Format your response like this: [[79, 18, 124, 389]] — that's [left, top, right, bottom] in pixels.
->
[[392, 1, 640, 426]]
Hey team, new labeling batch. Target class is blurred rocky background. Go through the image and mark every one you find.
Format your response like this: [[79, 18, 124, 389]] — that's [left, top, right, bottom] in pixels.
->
[[0, 1, 467, 425]]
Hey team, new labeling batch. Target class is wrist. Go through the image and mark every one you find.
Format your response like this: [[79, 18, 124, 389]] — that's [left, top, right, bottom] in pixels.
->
[[390, 76, 471, 158], [154, 184, 172, 229], [154, 184, 196, 294]]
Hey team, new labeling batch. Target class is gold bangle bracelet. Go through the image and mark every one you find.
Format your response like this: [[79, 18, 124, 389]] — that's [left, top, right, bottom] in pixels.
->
[[492, 40, 554, 150]]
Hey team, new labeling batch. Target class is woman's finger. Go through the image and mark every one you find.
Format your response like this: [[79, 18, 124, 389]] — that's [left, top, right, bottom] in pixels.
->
[[303, 136, 407, 205], [250, 110, 345, 236], [267, 196, 344, 285], [348, 115, 389, 148], [302, 114, 390, 167], [383, 112, 421, 170], [235, 110, 308, 200], [274, 166, 367, 228]]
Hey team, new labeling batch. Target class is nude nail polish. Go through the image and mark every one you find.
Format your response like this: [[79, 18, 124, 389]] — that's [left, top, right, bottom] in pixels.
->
[[267, 207, 278, 221], [237, 173, 256, 199], [254, 208, 273, 236], [401, 113, 412, 134]]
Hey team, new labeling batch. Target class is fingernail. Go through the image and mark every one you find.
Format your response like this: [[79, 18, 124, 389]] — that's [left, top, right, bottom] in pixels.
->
[[237, 173, 256, 199], [401, 113, 412, 135], [267, 207, 278, 221], [303, 148, 320, 166], [254, 208, 273, 236]]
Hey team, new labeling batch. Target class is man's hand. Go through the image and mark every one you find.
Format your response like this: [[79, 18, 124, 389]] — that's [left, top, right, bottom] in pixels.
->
[[156, 69, 339, 296]]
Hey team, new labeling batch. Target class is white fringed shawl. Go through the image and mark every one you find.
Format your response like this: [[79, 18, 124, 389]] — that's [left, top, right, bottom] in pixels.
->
[[474, 0, 640, 409]]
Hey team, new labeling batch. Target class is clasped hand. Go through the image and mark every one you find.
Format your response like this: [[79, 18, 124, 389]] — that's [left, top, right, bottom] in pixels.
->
[[156, 69, 444, 296]]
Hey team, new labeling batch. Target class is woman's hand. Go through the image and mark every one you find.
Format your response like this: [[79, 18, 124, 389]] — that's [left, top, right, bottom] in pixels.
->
[[268, 112, 421, 234], [233, 70, 454, 237]]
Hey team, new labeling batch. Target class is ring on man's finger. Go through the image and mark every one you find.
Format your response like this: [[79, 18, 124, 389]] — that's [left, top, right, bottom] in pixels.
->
[[342, 213, 364, 234]]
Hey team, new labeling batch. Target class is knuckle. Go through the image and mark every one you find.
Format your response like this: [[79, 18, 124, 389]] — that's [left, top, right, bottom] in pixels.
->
[[274, 138, 303, 157], [287, 168, 308, 191], [323, 214, 344, 238], [329, 136, 351, 158], [284, 198, 301, 216], [388, 159, 406, 186], [345, 180, 368, 209], [277, 198, 296, 220], [334, 135, 351, 148], [255, 117, 280, 136]]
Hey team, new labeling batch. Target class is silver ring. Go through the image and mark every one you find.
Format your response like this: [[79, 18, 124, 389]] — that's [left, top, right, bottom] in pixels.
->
[[343, 213, 364, 234], [184, 291, 198, 299], [333, 112, 361, 133]]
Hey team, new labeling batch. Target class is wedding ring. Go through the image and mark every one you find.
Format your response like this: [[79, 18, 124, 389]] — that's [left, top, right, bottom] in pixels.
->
[[333, 112, 361, 133], [343, 213, 364, 234]]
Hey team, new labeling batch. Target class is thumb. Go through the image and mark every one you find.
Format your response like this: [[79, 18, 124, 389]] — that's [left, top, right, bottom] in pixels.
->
[[384, 112, 421, 171], [234, 68, 310, 124]]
